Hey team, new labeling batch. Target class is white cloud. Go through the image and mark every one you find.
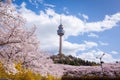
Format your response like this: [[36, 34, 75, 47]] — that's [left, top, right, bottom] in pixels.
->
[[88, 33, 99, 38], [44, 3, 55, 8], [82, 14, 89, 20], [111, 51, 119, 55], [85, 13, 120, 32], [17, 2, 120, 62], [63, 41, 98, 56], [99, 41, 109, 46], [78, 50, 120, 63], [29, 0, 43, 3], [63, 7, 69, 14], [78, 13, 89, 21], [29, 0, 43, 8], [21, 2, 26, 8], [84, 41, 98, 48]]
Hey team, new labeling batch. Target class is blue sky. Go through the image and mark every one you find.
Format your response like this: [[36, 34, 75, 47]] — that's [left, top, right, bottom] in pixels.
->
[[11, 0, 120, 63]]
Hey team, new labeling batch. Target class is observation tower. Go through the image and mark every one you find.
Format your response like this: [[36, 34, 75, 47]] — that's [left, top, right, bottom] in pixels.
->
[[57, 18, 65, 55]]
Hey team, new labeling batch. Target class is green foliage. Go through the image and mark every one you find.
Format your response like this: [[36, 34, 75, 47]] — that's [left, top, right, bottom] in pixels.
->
[[51, 54, 98, 66], [0, 62, 60, 80]]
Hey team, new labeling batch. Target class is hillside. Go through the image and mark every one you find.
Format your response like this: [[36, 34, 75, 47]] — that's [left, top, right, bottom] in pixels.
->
[[50, 54, 98, 66]]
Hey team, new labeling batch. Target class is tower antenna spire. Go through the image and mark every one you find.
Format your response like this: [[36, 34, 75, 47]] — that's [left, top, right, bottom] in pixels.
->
[[60, 15, 62, 24]]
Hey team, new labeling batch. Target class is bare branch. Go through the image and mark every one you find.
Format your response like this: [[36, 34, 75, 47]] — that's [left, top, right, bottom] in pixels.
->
[[0, 40, 21, 46]]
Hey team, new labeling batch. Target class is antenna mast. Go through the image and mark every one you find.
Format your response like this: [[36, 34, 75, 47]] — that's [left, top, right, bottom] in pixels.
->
[[60, 15, 62, 24]]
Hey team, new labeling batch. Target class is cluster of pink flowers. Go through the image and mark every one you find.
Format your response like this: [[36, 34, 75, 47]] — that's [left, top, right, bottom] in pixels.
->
[[61, 63, 120, 77]]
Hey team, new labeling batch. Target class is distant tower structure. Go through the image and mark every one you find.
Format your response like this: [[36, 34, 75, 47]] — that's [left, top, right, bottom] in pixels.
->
[[57, 16, 65, 55]]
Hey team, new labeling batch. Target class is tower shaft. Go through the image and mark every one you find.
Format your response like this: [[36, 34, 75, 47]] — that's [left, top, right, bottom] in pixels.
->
[[59, 36, 62, 55]]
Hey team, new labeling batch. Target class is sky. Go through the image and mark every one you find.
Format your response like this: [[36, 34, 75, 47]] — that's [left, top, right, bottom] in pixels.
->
[[9, 0, 120, 63]]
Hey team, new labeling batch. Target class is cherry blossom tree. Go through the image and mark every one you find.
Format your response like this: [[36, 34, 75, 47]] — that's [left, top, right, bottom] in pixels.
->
[[0, 1, 64, 77], [0, 0, 42, 73]]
